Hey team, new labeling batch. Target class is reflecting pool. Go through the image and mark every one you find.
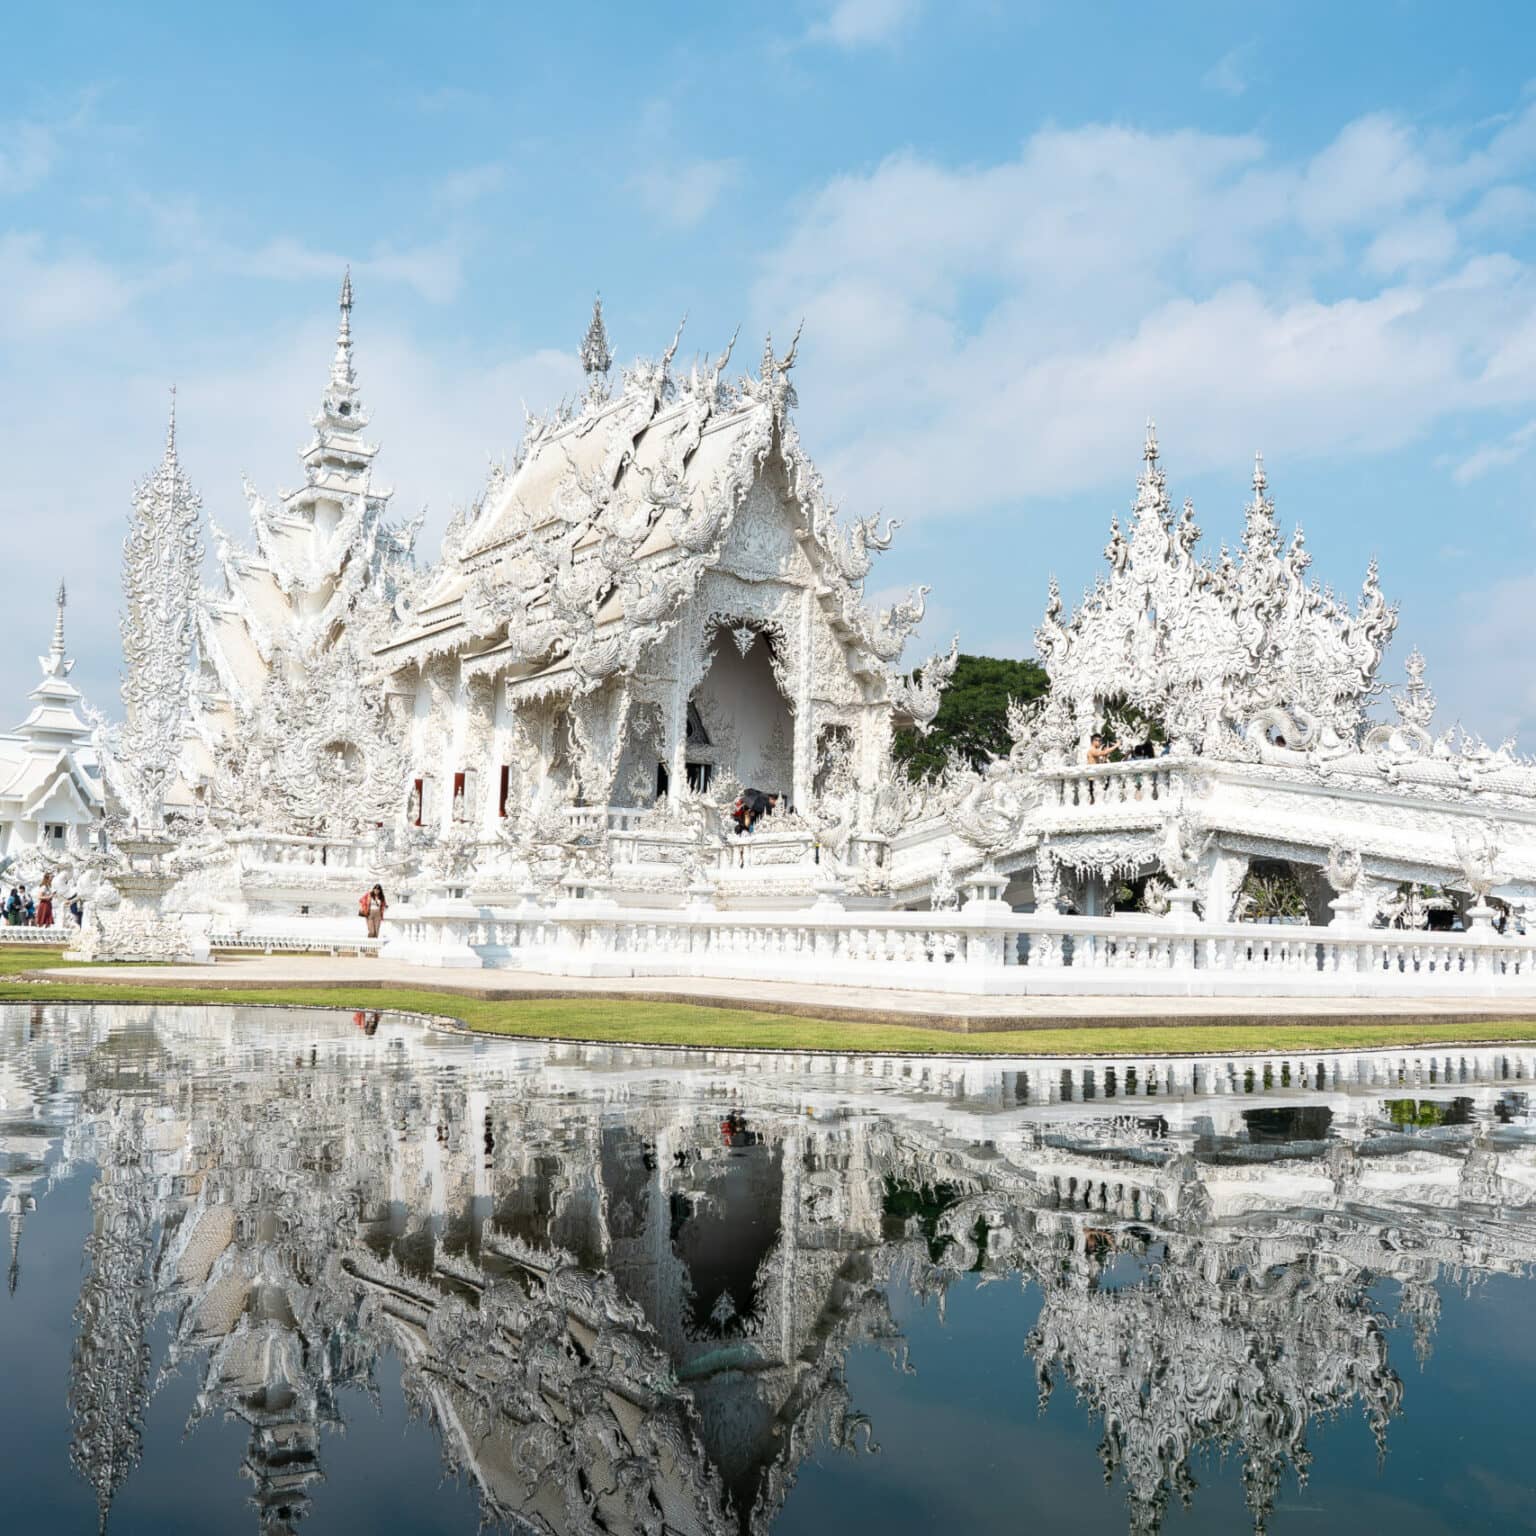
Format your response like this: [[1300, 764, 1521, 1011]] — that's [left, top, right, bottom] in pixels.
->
[[3, 1002, 1536, 1534]]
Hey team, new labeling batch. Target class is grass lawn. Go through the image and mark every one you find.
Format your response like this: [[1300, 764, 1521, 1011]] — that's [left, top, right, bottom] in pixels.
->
[[2, 945, 1535, 1057]]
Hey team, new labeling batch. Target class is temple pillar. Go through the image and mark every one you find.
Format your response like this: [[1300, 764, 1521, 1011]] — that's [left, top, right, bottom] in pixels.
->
[[1202, 848, 1249, 924], [665, 632, 689, 798], [792, 589, 815, 810]]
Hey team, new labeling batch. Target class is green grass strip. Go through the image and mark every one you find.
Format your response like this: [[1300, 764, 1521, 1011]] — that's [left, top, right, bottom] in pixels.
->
[[3, 946, 1535, 1057]]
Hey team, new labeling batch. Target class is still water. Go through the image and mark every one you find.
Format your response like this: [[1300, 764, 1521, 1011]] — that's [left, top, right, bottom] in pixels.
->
[[2, 1001, 1535, 1534]]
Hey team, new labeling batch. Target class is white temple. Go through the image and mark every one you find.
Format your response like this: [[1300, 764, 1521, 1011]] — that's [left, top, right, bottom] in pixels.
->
[[0, 584, 104, 875], [34, 274, 1536, 996]]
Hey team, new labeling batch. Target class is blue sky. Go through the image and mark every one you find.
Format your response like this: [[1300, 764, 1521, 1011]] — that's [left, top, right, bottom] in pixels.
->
[[3, 0, 1535, 742]]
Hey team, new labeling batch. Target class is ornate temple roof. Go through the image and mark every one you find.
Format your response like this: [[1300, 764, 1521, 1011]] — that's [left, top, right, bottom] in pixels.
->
[[196, 272, 417, 715], [0, 583, 102, 820], [377, 310, 926, 695]]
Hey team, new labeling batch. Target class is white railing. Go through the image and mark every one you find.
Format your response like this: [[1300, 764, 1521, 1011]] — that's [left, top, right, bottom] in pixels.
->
[[1041, 760, 1181, 810], [0, 925, 75, 944], [718, 829, 820, 872], [225, 833, 374, 874], [380, 899, 1536, 997], [562, 805, 651, 835], [208, 930, 383, 956]]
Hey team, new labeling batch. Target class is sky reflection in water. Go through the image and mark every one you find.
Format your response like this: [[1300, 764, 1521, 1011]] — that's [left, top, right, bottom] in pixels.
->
[[2, 1001, 1535, 1535]]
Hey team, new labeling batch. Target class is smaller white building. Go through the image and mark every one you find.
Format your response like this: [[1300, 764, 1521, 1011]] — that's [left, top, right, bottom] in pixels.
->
[[0, 585, 105, 874]]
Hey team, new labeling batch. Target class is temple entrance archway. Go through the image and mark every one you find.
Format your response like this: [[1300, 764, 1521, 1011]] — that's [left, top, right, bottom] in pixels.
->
[[685, 627, 795, 803]]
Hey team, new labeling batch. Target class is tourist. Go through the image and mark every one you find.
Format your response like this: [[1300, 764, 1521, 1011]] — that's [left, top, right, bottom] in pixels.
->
[[1087, 735, 1112, 766], [35, 873, 53, 928], [68, 895, 83, 926], [364, 883, 388, 938], [21, 889, 34, 926], [2, 887, 17, 925]]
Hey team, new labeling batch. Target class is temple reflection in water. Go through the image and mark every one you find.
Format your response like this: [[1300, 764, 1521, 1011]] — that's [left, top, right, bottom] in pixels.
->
[[3, 1002, 1535, 1535]]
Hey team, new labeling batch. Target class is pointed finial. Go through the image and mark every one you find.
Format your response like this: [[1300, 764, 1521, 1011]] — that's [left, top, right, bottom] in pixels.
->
[[1252, 450, 1267, 497], [580, 293, 613, 378], [166, 384, 177, 459], [52, 581, 66, 655], [1143, 418, 1159, 465], [330, 269, 356, 391]]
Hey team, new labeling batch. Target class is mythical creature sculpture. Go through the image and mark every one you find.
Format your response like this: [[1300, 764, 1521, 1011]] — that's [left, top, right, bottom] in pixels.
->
[[1324, 844, 1363, 897], [1453, 822, 1505, 912], [944, 758, 1032, 871], [889, 636, 960, 735], [1158, 808, 1211, 891]]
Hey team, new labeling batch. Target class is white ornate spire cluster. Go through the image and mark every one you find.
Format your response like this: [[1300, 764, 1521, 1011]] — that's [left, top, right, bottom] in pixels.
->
[[1034, 429, 1397, 754], [1394, 646, 1437, 730], [111, 392, 204, 829], [579, 293, 613, 400], [187, 273, 417, 836]]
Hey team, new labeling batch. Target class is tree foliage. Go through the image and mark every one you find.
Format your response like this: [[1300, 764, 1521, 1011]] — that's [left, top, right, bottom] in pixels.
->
[[892, 653, 1049, 781]]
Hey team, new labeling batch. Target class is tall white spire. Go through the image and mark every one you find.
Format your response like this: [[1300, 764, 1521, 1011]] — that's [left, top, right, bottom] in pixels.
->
[[332, 267, 355, 392], [315, 267, 366, 435], [49, 580, 68, 666], [32, 578, 77, 688], [22, 577, 87, 747]]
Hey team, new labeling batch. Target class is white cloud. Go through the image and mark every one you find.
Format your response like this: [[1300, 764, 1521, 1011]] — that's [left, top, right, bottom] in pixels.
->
[[0, 119, 55, 195], [629, 158, 740, 230], [1453, 418, 1536, 482], [436, 163, 505, 210], [1443, 570, 1536, 743], [1363, 209, 1459, 275], [751, 109, 1536, 520], [806, 0, 921, 49], [110, 194, 470, 306], [1295, 114, 1429, 233], [1464, 182, 1536, 234], [0, 232, 133, 338], [1202, 44, 1254, 98]]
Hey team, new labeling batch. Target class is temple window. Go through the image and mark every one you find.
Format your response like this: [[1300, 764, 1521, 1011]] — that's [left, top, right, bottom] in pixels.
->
[[498, 764, 511, 817]]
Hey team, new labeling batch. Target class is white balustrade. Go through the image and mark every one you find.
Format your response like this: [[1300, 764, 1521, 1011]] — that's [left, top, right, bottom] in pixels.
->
[[1043, 760, 1180, 811], [226, 832, 371, 874], [0, 926, 75, 944], [380, 899, 1536, 997]]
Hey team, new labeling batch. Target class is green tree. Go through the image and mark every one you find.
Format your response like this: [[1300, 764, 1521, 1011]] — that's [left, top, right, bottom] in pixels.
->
[[891, 653, 1049, 781]]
